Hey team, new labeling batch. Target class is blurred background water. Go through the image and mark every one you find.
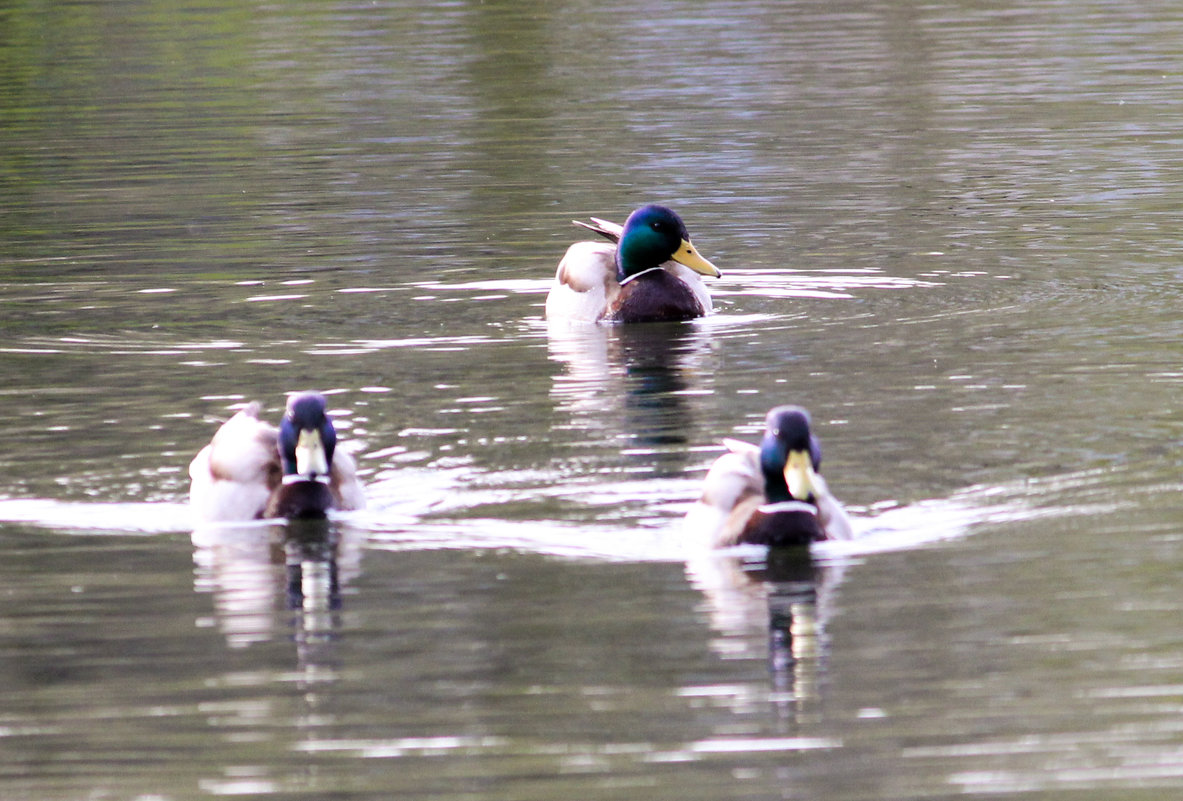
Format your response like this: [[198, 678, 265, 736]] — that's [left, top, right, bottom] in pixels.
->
[[2, 0, 1183, 798]]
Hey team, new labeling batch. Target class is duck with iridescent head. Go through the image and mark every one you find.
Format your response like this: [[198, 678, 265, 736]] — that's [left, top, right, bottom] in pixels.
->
[[545, 204, 721, 323], [188, 392, 366, 523], [686, 405, 854, 547]]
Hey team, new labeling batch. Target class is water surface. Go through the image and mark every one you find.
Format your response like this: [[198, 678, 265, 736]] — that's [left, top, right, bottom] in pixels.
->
[[2, 1, 1183, 798]]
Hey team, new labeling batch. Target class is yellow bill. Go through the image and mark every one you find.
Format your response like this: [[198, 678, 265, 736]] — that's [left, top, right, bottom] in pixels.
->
[[295, 428, 330, 477], [784, 449, 818, 501], [671, 238, 721, 277]]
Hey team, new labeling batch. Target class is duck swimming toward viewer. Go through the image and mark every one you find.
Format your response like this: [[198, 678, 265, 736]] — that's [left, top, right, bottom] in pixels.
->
[[686, 405, 853, 547], [545, 204, 721, 323], [189, 393, 365, 523]]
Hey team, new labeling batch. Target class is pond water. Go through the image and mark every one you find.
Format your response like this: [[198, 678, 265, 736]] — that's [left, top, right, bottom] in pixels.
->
[[2, 1, 1183, 799]]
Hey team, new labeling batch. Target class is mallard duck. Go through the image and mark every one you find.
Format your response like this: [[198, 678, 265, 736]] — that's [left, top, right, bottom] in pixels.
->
[[545, 204, 721, 323], [686, 406, 854, 547], [189, 393, 366, 523]]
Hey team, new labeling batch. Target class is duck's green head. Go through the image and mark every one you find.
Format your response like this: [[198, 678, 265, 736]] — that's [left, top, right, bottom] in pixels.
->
[[759, 406, 823, 504], [278, 392, 337, 480], [615, 204, 721, 282]]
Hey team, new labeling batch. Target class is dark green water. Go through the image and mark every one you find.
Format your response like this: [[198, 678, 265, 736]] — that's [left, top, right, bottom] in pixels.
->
[[3, 1, 1183, 798]]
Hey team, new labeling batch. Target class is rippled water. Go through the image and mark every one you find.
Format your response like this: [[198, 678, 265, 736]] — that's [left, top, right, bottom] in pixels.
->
[[3, 0, 1183, 798]]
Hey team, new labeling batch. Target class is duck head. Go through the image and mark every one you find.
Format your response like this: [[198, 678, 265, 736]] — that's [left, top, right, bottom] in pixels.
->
[[759, 406, 823, 504], [278, 393, 337, 482], [615, 204, 721, 283]]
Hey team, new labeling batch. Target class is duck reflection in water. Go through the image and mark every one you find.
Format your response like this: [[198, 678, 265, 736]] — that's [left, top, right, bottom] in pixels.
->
[[283, 519, 346, 671], [685, 544, 846, 723], [547, 320, 715, 478], [192, 518, 365, 680]]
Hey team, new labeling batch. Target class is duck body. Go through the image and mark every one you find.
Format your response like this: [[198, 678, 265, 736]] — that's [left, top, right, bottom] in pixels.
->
[[686, 406, 853, 548], [189, 393, 365, 523], [545, 204, 720, 324], [265, 478, 336, 521], [731, 499, 826, 547]]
